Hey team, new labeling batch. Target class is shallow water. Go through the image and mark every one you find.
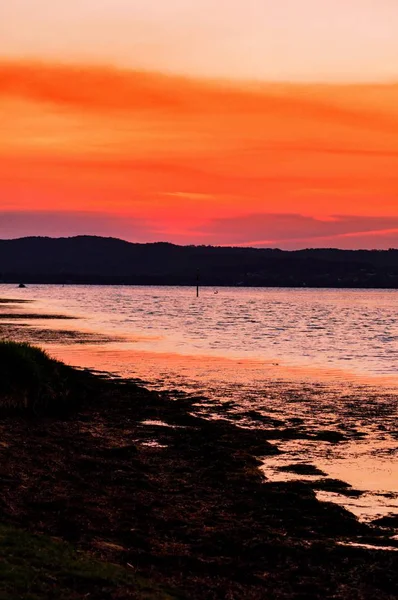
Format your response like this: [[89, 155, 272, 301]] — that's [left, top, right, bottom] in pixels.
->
[[1, 285, 398, 377], [1, 284, 397, 523]]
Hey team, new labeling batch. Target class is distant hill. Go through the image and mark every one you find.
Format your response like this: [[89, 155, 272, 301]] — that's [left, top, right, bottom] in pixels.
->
[[1, 236, 398, 288]]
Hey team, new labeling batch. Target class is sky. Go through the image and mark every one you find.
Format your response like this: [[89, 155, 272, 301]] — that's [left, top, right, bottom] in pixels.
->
[[1, 1, 398, 248]]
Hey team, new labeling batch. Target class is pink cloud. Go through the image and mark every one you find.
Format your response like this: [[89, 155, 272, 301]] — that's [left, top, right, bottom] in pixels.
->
[[1, 211, 398, 250]]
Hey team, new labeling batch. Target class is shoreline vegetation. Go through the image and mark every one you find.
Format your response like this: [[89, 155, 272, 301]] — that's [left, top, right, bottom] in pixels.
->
[[0, 340, 398, 599]]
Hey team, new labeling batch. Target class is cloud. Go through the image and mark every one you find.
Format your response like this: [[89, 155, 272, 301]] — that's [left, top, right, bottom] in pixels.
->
[[1, 61, 398, 128], [1, 210, 398, 250], [189, 213, 398, 249], [0, 62, 187, 113], [0, 211, 156, 242]]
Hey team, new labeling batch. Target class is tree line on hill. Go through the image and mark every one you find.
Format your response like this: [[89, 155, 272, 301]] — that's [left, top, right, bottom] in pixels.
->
[[1, 236, 398, 288]]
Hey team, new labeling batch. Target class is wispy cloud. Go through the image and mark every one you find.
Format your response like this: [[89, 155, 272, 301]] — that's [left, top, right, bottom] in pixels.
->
[[189, 214, 398, 249]]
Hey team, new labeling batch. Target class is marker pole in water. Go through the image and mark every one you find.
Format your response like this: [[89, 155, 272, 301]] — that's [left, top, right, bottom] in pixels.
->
[[196, 269, 200, 297]]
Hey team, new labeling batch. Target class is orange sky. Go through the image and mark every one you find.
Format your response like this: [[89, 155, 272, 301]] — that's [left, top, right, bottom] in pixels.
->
[[2, 1, 398, 247], [1, 60, 398, 247]]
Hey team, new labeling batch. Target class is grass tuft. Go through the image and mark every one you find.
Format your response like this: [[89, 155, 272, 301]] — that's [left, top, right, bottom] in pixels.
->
[[0, 341, 87, 414], [0, 523, 180, 599]]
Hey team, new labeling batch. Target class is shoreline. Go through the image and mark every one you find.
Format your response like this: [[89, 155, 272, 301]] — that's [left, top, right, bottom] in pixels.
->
[[48, 343, 398, 389], [2, 284, 398, 389], [1, 360, 398, 598], [1, 297, 398, 519], [1, 297, 398, 597]]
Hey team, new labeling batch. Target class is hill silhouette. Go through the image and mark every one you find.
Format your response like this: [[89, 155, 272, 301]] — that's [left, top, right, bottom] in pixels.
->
[[1, 236, 398, 288]]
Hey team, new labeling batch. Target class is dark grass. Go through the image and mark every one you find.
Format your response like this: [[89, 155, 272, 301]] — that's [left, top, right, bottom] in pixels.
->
[[0, 341, 94, 414], [0, 523, 180, 599]]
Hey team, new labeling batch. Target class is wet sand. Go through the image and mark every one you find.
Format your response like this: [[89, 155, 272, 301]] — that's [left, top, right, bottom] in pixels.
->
[[1, 370, 398, 599], [0, 298, 120, 345], [41, 343, 398, 525]]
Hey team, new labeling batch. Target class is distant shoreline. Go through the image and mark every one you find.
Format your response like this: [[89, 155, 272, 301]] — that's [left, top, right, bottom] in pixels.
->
[[3, 281, 398, 290], [1, 236, 398, 288]]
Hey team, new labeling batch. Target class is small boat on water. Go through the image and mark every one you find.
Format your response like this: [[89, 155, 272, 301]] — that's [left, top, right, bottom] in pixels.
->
[[18, 283, 26, 288]]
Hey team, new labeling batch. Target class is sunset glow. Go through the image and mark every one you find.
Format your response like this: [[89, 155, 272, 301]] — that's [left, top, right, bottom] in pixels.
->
[[2, 1, 398, 247]]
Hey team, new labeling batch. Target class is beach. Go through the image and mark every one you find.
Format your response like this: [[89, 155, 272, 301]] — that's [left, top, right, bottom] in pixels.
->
[[1, 285, 398, 522], [1, 293, 398, 598]]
